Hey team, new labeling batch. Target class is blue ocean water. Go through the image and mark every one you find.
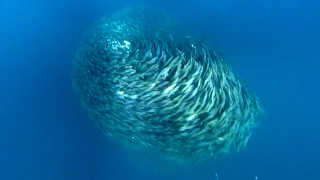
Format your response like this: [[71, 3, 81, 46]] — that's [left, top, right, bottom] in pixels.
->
[[0, 0, 319, 179]]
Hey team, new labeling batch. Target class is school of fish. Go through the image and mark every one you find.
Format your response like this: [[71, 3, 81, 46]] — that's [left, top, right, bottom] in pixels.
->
[[73, 6, 265, 161]]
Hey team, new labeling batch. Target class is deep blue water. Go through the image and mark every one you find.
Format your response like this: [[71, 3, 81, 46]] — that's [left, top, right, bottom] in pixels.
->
[[0, 0, 319, 179]]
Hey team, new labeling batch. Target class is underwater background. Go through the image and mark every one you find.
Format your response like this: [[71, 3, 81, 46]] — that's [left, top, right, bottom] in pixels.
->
[[0, 0, 319, 179]]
